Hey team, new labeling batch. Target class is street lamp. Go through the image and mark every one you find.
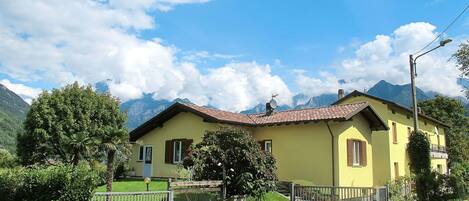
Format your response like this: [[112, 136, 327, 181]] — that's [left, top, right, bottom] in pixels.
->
[[409, 38, 452, 131]]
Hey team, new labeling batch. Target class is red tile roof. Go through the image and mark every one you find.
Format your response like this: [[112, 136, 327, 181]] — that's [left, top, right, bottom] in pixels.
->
[[130, 101, 387, 141], [247, 102, 369, 125]]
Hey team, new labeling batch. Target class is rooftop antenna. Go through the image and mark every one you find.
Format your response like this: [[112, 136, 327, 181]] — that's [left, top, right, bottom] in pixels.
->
[[265, 93, 278, 115]]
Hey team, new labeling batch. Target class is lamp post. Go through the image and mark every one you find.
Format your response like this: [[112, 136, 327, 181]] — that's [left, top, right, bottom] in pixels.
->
[[409, 39, 452, 131]]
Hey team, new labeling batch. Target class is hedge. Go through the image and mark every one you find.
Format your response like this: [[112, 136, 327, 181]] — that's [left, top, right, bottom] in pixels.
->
[[0, 163, 99, 201]]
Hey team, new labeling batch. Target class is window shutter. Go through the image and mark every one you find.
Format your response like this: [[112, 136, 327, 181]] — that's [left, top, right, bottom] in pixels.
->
[[258, 141, 265, 151], [165, 140, 173, 164], [360, 141, 367, 166], [183, 139, 193, 157], [347, 139, 353, 166]]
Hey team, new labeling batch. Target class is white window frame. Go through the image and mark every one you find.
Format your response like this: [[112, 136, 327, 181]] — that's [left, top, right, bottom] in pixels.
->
[[352, 141, 361, 166], [264, 140, 272, 154], [173, 140, 183, 164]]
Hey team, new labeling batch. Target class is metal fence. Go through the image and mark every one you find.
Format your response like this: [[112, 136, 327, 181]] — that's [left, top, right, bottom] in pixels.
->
[[291, 185, 388, 201], [92, 191, 172, 201]]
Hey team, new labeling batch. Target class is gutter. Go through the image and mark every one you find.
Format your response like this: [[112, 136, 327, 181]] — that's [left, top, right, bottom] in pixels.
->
[[326, 121, 336, 187]]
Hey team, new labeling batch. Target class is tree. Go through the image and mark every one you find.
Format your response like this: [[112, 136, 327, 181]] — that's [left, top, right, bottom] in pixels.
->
[[183, 127, 277, 198], [16, 82, 128, 192], [418, 96, 469, 165], [407, 131, 431, 201], [454, 41, 469, 98]]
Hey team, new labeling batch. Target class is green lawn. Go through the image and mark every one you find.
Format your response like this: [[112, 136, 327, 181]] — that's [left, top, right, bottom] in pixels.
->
[[95, 179, 288, 200], [95, 178, 168, 192]]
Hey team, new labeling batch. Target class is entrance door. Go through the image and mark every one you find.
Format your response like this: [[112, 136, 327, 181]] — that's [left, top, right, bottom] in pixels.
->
[[143, 146, 152, 178]]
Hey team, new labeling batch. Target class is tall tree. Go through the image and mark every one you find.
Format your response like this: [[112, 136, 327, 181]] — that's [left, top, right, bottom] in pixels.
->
[[418, 96, 469, 166], [17, 82, 129, 192]]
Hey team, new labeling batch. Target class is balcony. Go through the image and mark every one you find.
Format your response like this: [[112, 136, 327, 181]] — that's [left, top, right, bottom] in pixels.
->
[[430, 144, 448, 159]]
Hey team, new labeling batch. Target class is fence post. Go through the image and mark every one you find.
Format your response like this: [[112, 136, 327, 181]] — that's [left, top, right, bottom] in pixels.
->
[[289, 182, 295, 201], [168, 178, 173, 201], [331, 186, 336, 201], [375, 187, 380, 201]]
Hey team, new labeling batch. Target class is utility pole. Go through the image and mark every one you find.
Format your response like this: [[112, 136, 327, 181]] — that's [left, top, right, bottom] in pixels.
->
[[409, 55, 419, 131], [408, 39, 452, 132]]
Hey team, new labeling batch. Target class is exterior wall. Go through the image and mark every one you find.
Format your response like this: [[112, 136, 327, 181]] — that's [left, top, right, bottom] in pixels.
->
[[337, 96, 448, 185], [131, 112, 220, 178], [333, 114, 374, 187], [252, 122, 334, 185]]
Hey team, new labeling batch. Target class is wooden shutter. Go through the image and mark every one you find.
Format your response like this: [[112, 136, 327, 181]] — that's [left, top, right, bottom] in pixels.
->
[[347, 139, 353, 166], [165, 140, 173, 164], [360, 141, 367, 166], [183, 139, 193, 157], [258, 141, 265, 151]]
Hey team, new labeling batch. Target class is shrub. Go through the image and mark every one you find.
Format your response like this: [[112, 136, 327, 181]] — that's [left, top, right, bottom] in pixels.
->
[[0, 149, 17, 168], [0, 163, 99, 201], [183, 127, 277, 198], [387, 176, 415, 201], [450, 161, 469, 198]]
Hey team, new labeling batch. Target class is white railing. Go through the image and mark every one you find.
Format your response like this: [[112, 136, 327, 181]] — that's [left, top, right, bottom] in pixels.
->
[[92, 191, 172, 201]]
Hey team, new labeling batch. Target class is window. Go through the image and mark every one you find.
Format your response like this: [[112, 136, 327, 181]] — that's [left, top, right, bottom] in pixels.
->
[[165, 139, 193, 164], [138, 146, 144, 161], [392, 122, 398, 144], [173, 140, 183, 164], [352, 141, 361, 166], [437, 165, 443, 174], [347, 139, 366, 167], [394, 162, 399, 178], [264, 140, 272, 154], [437, 134, 441, 147], [144, 147, 152, 164], [391, 109, 396, 114], [434, 126, 439, 135]]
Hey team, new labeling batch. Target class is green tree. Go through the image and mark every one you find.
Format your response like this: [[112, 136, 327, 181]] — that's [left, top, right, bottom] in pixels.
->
[[454, 41, 469, 98], [407, 131, 431, 201], [183, 127, 277, 198], [418, 96, 469, 165], [16, 82, 128, 192]]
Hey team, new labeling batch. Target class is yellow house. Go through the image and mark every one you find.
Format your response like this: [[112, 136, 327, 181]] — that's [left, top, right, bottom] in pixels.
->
[[129, 90, 448, 187], [333, 90, 449, 185]]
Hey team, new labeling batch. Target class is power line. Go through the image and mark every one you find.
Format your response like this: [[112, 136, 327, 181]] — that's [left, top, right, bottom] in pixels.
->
[[413, 4, 469, 55]]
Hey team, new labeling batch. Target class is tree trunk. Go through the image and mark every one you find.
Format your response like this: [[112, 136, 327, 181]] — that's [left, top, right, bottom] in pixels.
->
[[106, 149, 116, 192]]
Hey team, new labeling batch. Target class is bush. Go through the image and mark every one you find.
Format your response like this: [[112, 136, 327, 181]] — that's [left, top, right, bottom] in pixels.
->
[[0, 163, 99, 201], [0, 149, 17, 168], [183, 127, 277, 198], [450, 161, 469, 198], [388, 176, 415, 201]]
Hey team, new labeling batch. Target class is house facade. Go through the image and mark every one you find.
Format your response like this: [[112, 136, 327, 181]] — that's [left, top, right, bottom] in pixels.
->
[[129, 91, 448, 187], [333, 91, 449, 185]]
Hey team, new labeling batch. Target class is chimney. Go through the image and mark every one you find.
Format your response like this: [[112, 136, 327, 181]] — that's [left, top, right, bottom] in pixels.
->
[[338, 89, 345, 100]]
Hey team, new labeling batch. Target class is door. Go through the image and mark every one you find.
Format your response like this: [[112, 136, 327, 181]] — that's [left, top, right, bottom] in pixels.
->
[[143, 146, 152, 178]]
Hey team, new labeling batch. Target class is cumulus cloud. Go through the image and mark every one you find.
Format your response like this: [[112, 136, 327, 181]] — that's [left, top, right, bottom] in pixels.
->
[[297, 22, 465, 97], [0, 79, 41, 104], [0, 0, 291, 111]]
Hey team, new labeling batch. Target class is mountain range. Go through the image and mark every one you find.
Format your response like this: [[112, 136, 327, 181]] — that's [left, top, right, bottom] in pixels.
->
[[110, 79, 469, 129], [0, 84, 30, 152], [0, 79, 467, 151]]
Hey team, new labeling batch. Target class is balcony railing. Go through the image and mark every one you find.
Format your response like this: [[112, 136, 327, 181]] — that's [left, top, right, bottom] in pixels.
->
[[430, 144, 446, 153]]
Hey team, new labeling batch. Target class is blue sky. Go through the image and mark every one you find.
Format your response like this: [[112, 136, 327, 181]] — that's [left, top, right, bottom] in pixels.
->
[[0, 0, 468, 110]]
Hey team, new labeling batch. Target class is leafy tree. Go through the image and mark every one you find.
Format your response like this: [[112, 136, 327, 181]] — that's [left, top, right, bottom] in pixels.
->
[[418, 96, 469, 165], [407, 131, 432, 201], [183, 127, 277, 198], [16, 82, 128, 192], [454, 41, 469, 98]]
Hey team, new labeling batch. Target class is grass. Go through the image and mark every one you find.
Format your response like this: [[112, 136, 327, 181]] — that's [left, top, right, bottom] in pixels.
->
[[95, 178, 168, 192], [95, 179, 288, 201]]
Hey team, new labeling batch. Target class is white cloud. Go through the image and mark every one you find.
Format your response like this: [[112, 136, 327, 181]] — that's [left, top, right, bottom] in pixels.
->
[[0, 0, 292, 111], [297, 22, 465, 97], [0, 79, 42, 104]]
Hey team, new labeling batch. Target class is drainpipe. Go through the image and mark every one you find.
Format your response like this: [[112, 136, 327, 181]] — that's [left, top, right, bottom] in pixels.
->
[[326, 121, 336, 187]]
